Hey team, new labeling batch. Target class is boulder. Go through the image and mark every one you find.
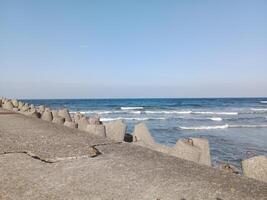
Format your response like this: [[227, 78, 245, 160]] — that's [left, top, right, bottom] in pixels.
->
[[3, 101, 13, 110], [88, 146, 101, 157], [104, 120, 126, 141], [52, 117, 65, 125], [88, 115, 101, 125], [58, 108, 72, 122], [64, 121, 78, 129], [77, 117, 89, 131], [41, 110, 53, 122], [219, 164, 239, 174], [86, 124, 106, 137], [124, 133, 133, 142], [242, 155, 267, 183], [11, 99, 19, 107], [190, 138, 212, 166]]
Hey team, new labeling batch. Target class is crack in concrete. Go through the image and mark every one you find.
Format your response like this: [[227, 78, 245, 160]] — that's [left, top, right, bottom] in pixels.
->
[[1, 151, 55, 163], [1, 150, 104, 163], [91, 141, 122, 147], [0, 142, 122, 163]]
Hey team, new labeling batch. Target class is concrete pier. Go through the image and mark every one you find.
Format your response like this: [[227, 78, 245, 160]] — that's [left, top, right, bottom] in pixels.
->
[[0, 108, 266, 200]]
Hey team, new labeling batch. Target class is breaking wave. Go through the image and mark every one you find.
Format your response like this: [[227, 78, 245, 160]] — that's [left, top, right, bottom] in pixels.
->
[[260, 101, 267, 104], [70, 110, 116, 115], [145, 110, 237, 115], [145, 110, 192, 114], [230, 124, 267, 128], [179, 124, 267, 130], [210, 117, 223, 121], [101, 117, 166, 122], [121, 107, 144, 110], [250, 108, 267, 112], [70, 110, 142, 115], [179, 124, 229, 130], [193, 111, 238, 115]]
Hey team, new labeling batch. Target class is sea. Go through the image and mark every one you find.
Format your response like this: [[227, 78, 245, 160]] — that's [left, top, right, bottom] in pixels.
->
[[23, 98, 267, 170]]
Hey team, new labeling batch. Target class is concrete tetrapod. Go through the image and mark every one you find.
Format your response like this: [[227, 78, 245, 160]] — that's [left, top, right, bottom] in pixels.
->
[[104, 120, 127, 142], [64, 121, 78, 129], [132, 122, 171, 154], [3, 101, 14, 110], [86, 124, 106, 137], [77, 117, 89, 131], [52, 117, 65, 125], [58, 108, 72, 122], [41, 109, 53, 122], [190, 138, 212, 166], [132, 123, 212, 166], [11, 99, 19, 108], [242, 155, 267, 183]]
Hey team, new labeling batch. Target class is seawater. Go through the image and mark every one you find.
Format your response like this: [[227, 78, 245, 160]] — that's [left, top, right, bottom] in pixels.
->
[[23, 98, 267, 169]]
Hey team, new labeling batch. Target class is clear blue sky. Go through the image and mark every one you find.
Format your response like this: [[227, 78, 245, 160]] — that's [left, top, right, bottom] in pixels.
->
[[0, 0, 266, 98]]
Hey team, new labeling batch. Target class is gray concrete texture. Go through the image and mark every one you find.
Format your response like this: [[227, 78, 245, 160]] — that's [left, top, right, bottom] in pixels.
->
[[0, 108, 267, 200]]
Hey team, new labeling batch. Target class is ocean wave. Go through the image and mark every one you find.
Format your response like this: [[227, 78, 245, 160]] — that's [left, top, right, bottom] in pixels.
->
[[145, 110, 237, 115], [130, 111, 142, 114], [179, 124, 229, 130], [101, 117, 165, 122], [193, 111, 238, 115], [179, 124, 267, 130], [70, 110, 142, 115], [210, 117, 223, 121], [70, 111, 115, 115], [121, 107, 144, 110], [250, 108, 267, 112], [229, 124, 267, 128], [145, 110, 192, 114], [260, 101, 267, 104]]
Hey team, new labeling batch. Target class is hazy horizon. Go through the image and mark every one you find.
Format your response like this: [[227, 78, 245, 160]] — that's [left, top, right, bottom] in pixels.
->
[[1, 0, 267, 99]]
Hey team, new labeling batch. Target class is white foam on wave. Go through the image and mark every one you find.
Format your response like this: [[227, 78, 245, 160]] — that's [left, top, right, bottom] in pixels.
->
[[260, 101, 267, 104], [75, 111, 115, 114], [145, 110, 192, 114], [179, 124, 267, 130], [70, 110, 142, 115], [145, 110, 237, 115], [121, 107, 144, 110], [210, 117, 223, 121], [229, 124, 267, 128], [101, 117, 165, 122], [193, 111, 238, 115], [179, 124, 229, 130], [130, 111, 142, 114], [250, 108, 267, 112]]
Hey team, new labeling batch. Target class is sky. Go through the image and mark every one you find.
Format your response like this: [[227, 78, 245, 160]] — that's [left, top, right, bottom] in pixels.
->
[[0, 0, 267, 99]]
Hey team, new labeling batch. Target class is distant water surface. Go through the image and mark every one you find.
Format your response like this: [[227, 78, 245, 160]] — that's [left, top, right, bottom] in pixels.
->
[[23, 98, 267, 169]]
